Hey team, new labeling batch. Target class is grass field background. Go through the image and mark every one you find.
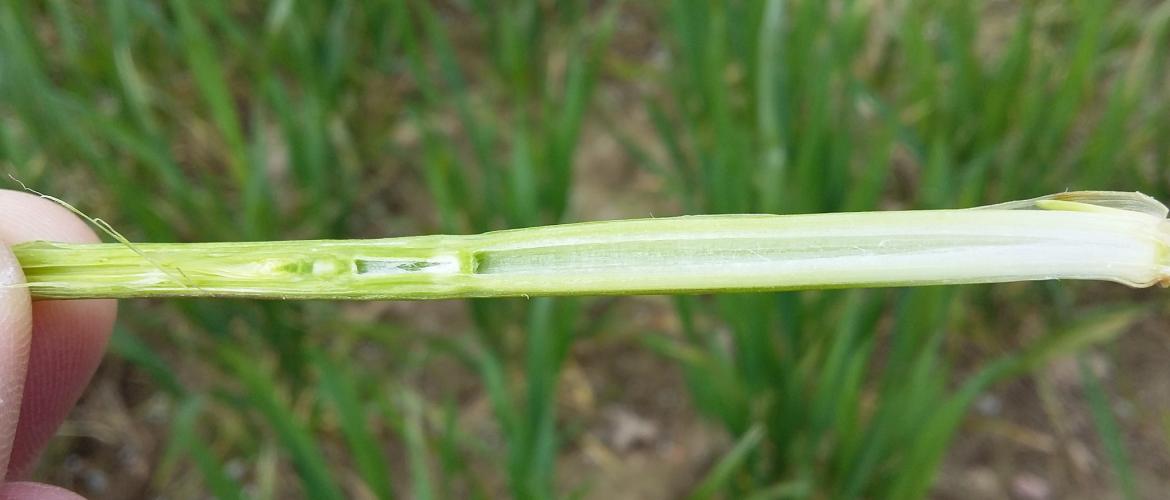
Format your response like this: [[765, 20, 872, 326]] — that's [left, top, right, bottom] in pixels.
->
[[2, 0, 1170, 498]]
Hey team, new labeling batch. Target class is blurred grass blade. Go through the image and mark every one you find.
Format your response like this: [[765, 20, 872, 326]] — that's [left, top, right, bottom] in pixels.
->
[[168, 0, 249, 184], [886, 356, 1018, 499], [1019, 305, 1148, 371], [756, 0, 786, 213], [160, 397, 245, 500], [688, 424, 766, 500], [1080, 356, 1139, 500], [400, 390, 436, 500], [315, 352, 395, 500], [108, 326, 186, 397], [220, 347, 344, 499], [743, 480, 811, 500]]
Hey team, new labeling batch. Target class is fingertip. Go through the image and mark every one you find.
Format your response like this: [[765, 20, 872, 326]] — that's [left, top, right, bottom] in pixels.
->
[[0, 190, 101, 246], [6, 298, 116, 478], [0, 189, 117, 478], [0, 481, 86, 500], [0, 244, 31, 478]]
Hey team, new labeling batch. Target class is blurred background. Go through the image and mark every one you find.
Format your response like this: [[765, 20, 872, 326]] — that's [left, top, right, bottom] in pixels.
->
[[2, 0, 1169, 498]]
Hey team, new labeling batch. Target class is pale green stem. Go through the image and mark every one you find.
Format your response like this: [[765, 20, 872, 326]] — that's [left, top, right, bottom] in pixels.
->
[[11, 192, 1170, 300]]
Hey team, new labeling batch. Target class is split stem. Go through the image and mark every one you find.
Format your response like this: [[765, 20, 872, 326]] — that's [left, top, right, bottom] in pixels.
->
[[12, 192, 1170, 300]]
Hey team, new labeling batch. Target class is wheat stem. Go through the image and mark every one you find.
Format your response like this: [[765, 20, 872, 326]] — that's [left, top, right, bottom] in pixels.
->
[[12, 192, 1169, 300]]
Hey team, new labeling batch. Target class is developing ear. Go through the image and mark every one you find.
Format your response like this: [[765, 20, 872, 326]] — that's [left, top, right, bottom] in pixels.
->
[[973, 190, 1170, 217]]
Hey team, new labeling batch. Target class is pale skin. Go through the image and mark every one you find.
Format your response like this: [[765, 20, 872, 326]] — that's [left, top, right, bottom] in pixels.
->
[[0, 190, 116, 499]]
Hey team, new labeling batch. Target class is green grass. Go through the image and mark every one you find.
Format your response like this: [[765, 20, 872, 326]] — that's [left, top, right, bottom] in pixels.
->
[[1, 0, 1168, 498], [626, 1, 1168, 497]]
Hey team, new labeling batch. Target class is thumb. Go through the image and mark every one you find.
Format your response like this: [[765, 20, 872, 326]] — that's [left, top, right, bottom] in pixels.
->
[[0, 242, 31, 479], [0, 252, 82, 499]]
